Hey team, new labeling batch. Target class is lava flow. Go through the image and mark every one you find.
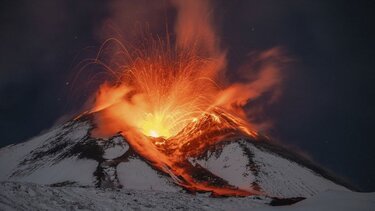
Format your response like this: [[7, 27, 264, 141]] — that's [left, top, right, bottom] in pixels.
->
[[80, 0, 284, 196]]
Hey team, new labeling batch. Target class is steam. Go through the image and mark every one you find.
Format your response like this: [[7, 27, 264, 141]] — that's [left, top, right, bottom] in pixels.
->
[[214, 48, 287, 128], [172, 0, 220, 56]]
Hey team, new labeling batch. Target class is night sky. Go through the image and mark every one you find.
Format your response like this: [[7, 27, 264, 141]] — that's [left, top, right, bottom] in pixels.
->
[[0, 0, 374, 191]]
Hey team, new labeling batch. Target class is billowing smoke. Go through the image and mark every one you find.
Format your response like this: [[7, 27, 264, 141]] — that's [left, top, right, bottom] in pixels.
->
[[76, 0, 288, 136]]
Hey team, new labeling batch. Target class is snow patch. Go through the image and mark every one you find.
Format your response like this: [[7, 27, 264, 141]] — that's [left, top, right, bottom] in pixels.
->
[[246, 142, 348, 197], [0, 125, 65, 180], [192, 142, 256, 191], [9, 157, 97, 186], [117, 158, 180, 192], [103, 137, 129, 160], [193, 140, 348, 198]]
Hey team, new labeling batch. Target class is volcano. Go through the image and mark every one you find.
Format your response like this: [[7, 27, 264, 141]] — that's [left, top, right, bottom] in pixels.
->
[[0, 1, 362, 205], [0, 113, 352, 199]]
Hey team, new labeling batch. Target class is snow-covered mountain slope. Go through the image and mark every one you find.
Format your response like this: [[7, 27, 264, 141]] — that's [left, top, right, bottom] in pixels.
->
[[0, 115, 352, 198], [0, 117, 177, 192], [0, 181, 270, 210], [191, 140, 348, 198], [0, 182, 373, 211]]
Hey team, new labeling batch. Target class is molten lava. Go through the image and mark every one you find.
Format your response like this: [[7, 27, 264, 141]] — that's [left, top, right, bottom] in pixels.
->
[[79, 0, 285, 197], [89, 40, 254, 139]]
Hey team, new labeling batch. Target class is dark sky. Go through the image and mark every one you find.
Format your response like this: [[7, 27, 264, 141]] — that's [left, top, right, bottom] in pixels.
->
[[0, 0, 374, 191]]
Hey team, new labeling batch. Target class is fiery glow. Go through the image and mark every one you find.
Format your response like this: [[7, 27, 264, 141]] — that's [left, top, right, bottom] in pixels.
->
[[89, 43, 283, 140], [80, 0, 286, 196], [89, 44, 225, 138]]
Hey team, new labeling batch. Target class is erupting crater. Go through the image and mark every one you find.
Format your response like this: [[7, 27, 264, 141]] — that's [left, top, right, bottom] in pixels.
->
[[75, 35, 284, 197], [72, 0, 285, 197]]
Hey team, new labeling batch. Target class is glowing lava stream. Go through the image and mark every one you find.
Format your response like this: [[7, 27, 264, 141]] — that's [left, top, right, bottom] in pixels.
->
[[121, 125, 257, 197]]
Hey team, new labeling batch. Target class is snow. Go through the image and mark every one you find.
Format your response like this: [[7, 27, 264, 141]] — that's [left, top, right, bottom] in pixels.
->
[[102, 136, 129, 160], [255, 190, 375, 211], [10, 157, 97, 186], [192, 142, 257, 191], [0, 182, 268, 210], [0, 125, 65, 180], [117, 158, 180, 192], [0, 121, 94, 186], [246, 142, 348, 197], [193, 140, 348, 198], [0, 182, 373, 210], [64, 122, 90, 141]]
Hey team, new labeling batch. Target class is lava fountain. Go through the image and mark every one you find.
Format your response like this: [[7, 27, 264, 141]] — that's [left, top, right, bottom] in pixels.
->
[[78, 0, 286, 196]]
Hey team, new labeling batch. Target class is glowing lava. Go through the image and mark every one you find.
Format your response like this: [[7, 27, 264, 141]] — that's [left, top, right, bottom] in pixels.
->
[[80, 0, 285, 197]]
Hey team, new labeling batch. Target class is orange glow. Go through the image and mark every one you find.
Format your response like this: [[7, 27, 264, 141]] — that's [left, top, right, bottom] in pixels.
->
[[81, 0, 285, 196]]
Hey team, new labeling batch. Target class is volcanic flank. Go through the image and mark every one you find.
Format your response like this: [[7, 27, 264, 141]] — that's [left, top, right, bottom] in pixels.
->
[[0, 113, 352, 199]]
